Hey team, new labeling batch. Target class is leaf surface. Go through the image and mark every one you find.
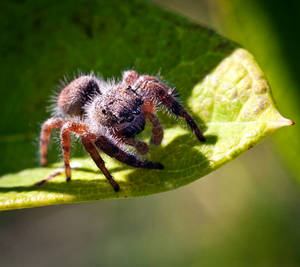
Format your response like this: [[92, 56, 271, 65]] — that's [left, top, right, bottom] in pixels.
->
[[0, 0, 292, 210], [214, 0, 300, 183]]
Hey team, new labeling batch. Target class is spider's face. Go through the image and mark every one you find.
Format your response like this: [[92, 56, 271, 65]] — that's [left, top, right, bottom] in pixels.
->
[[114, 97, 145, 138], [89, 89, 145, 138]]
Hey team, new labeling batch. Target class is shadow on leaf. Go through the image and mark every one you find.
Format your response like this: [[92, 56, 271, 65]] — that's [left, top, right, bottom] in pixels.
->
[[0, 133, 216, 201]]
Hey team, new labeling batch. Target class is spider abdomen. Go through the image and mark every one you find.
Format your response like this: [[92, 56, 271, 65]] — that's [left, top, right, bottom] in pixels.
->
[[58, 76, 101, 117]]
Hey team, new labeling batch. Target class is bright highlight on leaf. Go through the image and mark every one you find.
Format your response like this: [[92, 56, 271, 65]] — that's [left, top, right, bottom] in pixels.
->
[[0, 1, 293, 211]]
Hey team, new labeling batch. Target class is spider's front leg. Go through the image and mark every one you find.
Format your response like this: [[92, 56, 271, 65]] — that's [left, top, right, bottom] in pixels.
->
[[136, 76, 206, 142], [95, 136, 164, 170], [122, 70, 164, 145], [81, 133, 120, 192], [122, 138, 149, 155]]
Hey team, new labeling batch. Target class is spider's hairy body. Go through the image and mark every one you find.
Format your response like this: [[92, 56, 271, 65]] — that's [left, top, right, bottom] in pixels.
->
[[57, 76, 101, 117], [39, 70, 205, 192]]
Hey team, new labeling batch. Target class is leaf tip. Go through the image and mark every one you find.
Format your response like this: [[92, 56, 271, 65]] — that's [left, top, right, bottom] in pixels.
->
[[278, 116, 295, 128]]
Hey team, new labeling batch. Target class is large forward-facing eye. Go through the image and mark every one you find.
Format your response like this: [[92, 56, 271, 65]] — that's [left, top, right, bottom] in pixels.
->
[[132, 106, 141, 115], [135, 98, 143, 105]]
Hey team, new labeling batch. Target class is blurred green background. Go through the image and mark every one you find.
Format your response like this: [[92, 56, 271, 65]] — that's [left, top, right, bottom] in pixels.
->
[[1, 0, 300, 266]]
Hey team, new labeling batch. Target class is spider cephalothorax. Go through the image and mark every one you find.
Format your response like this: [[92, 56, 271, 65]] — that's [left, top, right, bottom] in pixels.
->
[[39, 70, 205, 191]]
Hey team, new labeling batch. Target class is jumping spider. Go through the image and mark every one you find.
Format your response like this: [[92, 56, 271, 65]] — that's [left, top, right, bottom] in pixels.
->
[[39, 70, 205, 192]]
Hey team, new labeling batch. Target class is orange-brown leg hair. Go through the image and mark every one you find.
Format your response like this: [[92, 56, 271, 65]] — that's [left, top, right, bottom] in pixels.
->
[[60, 121, 88, 182], [81, 133, 120, 192], [40, 117, 66, 166], [122, 70, 139, 86]]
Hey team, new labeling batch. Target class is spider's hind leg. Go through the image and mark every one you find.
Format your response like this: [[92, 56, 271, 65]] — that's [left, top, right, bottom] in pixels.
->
[[38, 119, 89, 185], [60, 121, 89, 182], [39, 117, 66, 166]]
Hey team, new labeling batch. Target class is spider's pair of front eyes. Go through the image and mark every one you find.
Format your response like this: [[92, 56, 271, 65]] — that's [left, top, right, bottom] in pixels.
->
[[101, 98, 143, 117], [101, 107, 141, 124]]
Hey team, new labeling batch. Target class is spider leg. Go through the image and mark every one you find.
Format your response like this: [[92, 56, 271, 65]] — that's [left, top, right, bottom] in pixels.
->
[[95, 136, 164, 169], [81, 133, 120, 192], [136, 76, 205, 142], [35, 168, 64, 186], [122, 138, 149, 155], [122, 70, 139, 86], [122, 71, 164, 145], [144, 111, 164, 145], [40, 117, 66, 166], [60, 121, 88, 182]]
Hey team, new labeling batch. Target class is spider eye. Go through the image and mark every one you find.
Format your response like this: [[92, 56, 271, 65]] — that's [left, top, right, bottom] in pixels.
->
[[133, 107, 141, 115], [136, 98, 143, 105], [102, 109, 106, 114]]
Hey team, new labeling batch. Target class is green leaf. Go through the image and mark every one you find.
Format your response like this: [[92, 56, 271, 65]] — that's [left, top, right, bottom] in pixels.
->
[[213, 0, 300, 183], [0, 0, 292, 210]]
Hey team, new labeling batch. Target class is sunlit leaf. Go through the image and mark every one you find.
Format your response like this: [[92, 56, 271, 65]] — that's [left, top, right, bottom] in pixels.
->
[[214, 0, 300, 183], [0, 0, 292, 210]]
